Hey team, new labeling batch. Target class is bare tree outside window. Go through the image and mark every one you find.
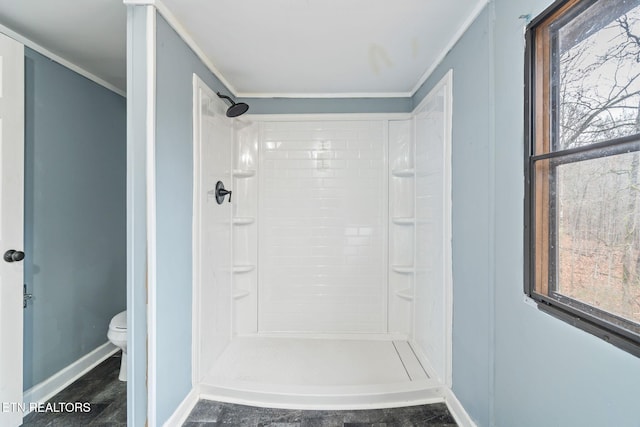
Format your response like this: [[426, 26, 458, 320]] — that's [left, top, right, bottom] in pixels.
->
[[552, 1, 640, 325]]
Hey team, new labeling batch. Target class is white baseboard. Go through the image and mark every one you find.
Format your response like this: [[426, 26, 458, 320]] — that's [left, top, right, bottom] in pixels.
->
[[163, 387, 199, 427], [443, 388, 477, 427], [23, 342, 119, 415]]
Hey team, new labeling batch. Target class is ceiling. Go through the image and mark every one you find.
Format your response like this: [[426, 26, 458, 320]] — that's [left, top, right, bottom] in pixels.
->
[[0, 0, 486, 98], [0, 0, 127, 92]]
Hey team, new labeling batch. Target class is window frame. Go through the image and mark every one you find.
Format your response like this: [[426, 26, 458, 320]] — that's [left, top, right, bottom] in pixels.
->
[[524, 0, 640, 357]]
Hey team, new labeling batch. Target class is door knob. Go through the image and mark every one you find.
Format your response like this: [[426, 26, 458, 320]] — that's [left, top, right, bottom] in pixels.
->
[[4, 249, 25, 263]]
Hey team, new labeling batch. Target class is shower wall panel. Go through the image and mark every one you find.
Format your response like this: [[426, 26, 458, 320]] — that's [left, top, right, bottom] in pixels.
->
[[194, 82, 233, 375], [257, 120, 388, 333], [414, 75, 452, 385], [388, 120, 414, 335], [232, 122, 259, 334]]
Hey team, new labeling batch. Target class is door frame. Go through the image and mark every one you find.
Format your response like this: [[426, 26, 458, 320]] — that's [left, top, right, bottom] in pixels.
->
[[0, 31, 25, 427]]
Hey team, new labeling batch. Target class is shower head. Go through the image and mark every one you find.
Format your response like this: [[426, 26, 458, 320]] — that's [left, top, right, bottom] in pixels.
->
[[227, 102, 249, 118], [217, 92, 249, 118]]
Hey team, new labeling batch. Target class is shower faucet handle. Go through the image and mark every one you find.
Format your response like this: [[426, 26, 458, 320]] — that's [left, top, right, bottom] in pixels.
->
[[215, 181, 232, 204], [219, 188, 232, 203]]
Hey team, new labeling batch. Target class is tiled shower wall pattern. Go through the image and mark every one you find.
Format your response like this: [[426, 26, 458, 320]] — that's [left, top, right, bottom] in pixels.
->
[[258, 121, 388, 333]]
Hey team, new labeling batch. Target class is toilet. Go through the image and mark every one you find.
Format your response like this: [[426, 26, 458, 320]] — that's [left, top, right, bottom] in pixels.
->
[[107, 310, 127, 381]]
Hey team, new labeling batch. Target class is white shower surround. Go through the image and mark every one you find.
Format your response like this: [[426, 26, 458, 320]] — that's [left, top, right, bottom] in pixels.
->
[[192, 72, 453, 410], [258, 120, 388, 333]]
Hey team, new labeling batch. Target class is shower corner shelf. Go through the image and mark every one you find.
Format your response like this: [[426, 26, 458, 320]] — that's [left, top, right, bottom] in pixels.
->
[[233, 290, 251, 300], [395, 289, 414, 301], [391, 265, 415, 274], [233, 264, 256, 273], [392, 217, 415, 225], [233, 216, 255, 225], [233, 169, 256, 178], [391, 168, 415, 177]]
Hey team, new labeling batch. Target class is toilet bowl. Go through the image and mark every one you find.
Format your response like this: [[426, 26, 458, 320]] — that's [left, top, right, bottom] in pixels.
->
[[107, 310, 127, 381]]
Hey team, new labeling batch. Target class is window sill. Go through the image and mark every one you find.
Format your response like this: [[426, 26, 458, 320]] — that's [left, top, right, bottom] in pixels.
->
[[535, 300, 640, 358]]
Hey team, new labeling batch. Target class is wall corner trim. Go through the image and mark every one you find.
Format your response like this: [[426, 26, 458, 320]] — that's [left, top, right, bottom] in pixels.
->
[[143, 5, 159, 426], [444, 388, 478, 427], [410, 0, 489, 96], [124, 0, 239, 96], [162, 387, 199, 427]]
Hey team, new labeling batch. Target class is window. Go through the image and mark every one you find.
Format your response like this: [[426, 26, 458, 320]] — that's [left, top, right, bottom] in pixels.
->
[[525, 0, 640, 356]]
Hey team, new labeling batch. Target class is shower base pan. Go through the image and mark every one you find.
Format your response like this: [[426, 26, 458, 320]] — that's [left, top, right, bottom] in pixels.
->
[[199, 336, 446, 410]]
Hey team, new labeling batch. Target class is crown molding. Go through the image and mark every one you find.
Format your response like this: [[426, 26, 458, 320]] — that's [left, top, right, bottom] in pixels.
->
[[125, 0, 490, 100], [410, 0, 489, 95], [236, 91, 414, 99], [124, 0, 239, 96], [0, 23, 126, 97]]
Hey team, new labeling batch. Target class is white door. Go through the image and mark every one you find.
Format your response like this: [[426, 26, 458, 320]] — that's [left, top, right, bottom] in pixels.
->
[[0, 33, 24, 427]]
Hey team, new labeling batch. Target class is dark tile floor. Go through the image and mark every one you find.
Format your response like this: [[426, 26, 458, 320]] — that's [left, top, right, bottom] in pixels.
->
[[183, 400, 458, 427], [21, 351, 126, 427], [19, 352, 457, 426]]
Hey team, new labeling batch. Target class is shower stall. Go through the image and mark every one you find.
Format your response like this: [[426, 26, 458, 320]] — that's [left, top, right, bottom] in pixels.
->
[[191, 72, 452, 409]]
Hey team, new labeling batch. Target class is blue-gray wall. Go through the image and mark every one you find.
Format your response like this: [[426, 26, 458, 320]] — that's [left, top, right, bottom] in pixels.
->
[[23, 48, 126, 390], [491, 0, 640, 426], [411, 1, 640, 426], [238, 96, 411, 114], [154, 13, 234, 425]]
